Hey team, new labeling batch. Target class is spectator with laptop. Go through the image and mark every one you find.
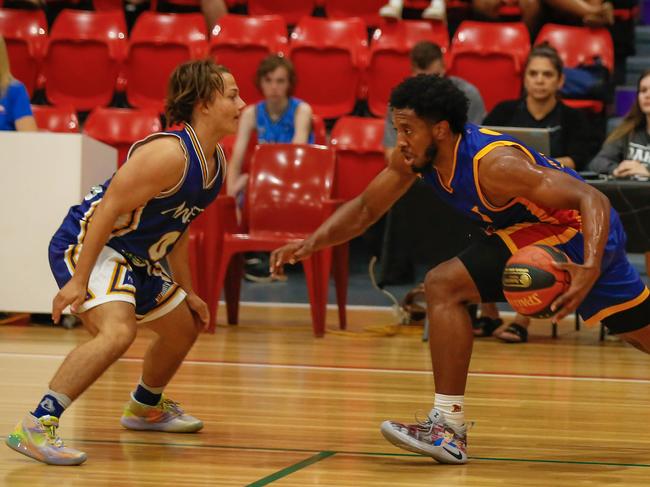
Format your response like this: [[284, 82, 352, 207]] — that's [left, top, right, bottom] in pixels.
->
[[477, 43, 601, 343]]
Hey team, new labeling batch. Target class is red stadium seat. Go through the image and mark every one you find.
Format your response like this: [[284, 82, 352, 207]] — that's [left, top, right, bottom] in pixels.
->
[[247, 0, 316, 25], [210, 144, 342, 336], [366, 20, 449, 117], [0, 8, 47, 97], [535, 24, 614, 113], [447, 21, 530, 112], [209, 14, 287, 105], [324, 0, 385, 27], [125, 13, 208, 112], [92, 0, 123, 10], [31, 105, 79, 133], [83, 107, 163, 166], [289, 16, 369, 119], [42, 10, 127, 111]]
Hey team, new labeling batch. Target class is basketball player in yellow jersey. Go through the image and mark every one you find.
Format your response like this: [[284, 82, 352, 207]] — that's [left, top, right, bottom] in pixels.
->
[[271, 74, 650, 464]]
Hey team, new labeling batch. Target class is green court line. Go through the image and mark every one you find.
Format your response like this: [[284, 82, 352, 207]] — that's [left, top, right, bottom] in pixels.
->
[[2, 435, 649, 469], [246, 451, 336, 486]]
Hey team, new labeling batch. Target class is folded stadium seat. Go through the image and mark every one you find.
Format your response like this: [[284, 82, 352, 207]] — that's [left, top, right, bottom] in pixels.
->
[[31, 105, 79, 132], [247, 0, 316, 25], [329, 115, 386, 327], [0, 8, 48, 97], [209, 14, 288, 105], [92, 0, 123, 10], [124, 12, 208, 112], [447, 21, 530, 112], [289, 16, 369, 119], [324, 0, 385, 28], [83, 107, 163, 166], [535, 23, 614, 113], [42, 9, 127, 111], [366, 19, 449, 117], [210, 144, 343, 336]]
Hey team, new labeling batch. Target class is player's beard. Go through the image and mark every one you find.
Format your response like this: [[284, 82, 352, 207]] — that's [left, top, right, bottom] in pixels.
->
[[411, 142, 437, 174]]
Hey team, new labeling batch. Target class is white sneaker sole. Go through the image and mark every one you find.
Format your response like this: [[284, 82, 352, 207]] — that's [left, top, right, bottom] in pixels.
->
[[120, 416, 203, 433]]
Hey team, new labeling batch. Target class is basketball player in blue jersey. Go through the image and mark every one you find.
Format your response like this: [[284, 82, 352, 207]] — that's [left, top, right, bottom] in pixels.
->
[[270, 74, 650, 464], [5, 60, 245, 465]]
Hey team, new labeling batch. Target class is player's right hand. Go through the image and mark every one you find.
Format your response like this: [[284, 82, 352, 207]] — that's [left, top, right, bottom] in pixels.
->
[[52, 278, 87, 325], [270, 241, 312, 276]]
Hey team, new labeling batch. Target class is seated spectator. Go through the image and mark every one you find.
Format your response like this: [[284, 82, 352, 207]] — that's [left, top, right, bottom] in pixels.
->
[[589, 69, 650, 180], [0, 36, 37, 132], [379, 0, 446, 20], [226, 54, 314, 282]]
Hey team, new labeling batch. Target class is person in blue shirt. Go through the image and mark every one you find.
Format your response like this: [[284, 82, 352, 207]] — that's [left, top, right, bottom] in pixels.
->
[[5, 60, 245, 466], [0, 36, 37, 132]]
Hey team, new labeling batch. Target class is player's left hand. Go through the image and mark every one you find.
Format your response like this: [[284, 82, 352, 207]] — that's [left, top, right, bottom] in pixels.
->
[[186, 292, 210, 332], [550, 261, 600, 323]]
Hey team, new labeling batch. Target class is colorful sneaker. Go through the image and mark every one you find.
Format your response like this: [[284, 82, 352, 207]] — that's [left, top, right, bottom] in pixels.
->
[[5, 413, 87, 466], [380, 408, 468, 464], [120, 396, 203, 433]]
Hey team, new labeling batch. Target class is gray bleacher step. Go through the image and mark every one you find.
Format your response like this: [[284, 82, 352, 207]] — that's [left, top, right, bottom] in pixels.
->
[[636, 26, 650, 55], [625, 55, 650, 84]]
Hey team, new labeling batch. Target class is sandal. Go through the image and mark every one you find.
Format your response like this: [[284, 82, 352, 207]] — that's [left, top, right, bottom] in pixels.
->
[[472, 317, 502, 337], [495, 323, 528, 343]]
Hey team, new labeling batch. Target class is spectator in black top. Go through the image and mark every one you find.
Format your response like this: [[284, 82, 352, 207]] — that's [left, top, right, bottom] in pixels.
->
[[483, 43, 602, 171]]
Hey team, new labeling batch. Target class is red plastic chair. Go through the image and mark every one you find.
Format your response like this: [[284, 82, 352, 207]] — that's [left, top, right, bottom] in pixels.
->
[[447, 21, 530, 112], [125, 13, 208, 112], [535, 24, 614, 113], [311, 113, 327, 145], [0, 8, 48, 97], [324, 0, 385, 27], [31, 105, 79, 132], [290, 16, 369, 119], [366, 20, 450, 117], [248, 0, 316, 25], [42, 10, 127, 111], [83, 107, 163, 166], [209, 14, 287, 105], [211, 144, 341, 336]]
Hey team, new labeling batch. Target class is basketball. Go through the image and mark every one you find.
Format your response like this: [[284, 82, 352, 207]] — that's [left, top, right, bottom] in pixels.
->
[[502, 245, 571, 318]]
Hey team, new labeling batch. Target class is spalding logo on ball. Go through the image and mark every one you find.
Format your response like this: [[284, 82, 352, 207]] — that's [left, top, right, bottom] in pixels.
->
[[502, 244, 571, 318]]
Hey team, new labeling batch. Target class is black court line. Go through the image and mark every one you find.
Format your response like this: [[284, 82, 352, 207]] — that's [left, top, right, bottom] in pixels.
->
[[2, 435, 649, 469]]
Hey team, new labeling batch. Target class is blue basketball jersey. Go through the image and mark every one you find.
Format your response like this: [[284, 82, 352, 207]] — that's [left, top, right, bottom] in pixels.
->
[[255, 97, 315, 144], [51, 124, 225, 263]]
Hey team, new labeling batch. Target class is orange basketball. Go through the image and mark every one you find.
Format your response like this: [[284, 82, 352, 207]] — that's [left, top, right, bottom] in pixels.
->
[[502, 245, 571, 318]]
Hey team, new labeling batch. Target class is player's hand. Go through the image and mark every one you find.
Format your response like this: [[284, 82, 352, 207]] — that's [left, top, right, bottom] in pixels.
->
[[52, 278, 87, 325], [270, 240, 312, 276], [186, 292, 210, 332], [550, 261, 600, 323]]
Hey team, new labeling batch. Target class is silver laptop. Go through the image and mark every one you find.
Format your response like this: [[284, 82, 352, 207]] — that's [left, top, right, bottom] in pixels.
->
[[482, 126, 551, 155]]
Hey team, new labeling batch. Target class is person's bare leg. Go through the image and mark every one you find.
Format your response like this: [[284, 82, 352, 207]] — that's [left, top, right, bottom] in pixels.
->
[[518, 0, 542, 35], [620, 323, 650, 354], [543, 0, 611, 24], [479, 302, 500, 320], [201, 0, 227, 31], [49, 302, 137, 400], [424, 258, 482, 395]]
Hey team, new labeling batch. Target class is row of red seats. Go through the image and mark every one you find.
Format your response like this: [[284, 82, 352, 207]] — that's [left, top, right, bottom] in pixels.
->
[[3, 9, 614, 118]]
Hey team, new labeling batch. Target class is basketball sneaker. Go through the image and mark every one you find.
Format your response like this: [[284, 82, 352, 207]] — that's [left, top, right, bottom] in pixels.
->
[[380, 408, 468, 464], [120, 395, 203, 433], [5, 413, 87, 465]]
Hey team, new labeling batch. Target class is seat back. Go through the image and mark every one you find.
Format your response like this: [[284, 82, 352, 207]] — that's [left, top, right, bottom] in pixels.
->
[[31, 105, 79, 132], [247, 144, 335, 234], [324, 0, 385, 27], [367, 20, 449, 117], [126, 12, 208, 112], [247, 0, 316, 25], [330, 116, 385, 200], [447, 21, 530, 112], [210, 14, 287, 105], [535, 24, 614, 72], [44, 9, 127, 110], [83, 107, 163, 166], [290, 16, 368, 118], [0, 8, 47, 96]]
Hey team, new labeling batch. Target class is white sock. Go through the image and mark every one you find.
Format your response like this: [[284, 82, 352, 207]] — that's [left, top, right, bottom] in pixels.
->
[[388, 0, 403, 8], [431, 393, 465, 428], [47, 389, 72, 409]]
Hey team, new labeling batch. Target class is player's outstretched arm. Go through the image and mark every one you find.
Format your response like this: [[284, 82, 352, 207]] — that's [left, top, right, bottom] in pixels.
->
[[52, 137, 186, 323], [270, 152, 417, 275], [478, 147, 611, 322]]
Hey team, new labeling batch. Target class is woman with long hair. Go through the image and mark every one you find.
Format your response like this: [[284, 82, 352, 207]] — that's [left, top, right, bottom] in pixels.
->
[[0, 35, 37, 131], [589, 70, 650, 179]]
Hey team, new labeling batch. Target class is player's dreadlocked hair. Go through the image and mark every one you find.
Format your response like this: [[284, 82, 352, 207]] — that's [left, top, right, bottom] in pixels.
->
[[165, 59, 230, 127], [389, 74, 469, 133]]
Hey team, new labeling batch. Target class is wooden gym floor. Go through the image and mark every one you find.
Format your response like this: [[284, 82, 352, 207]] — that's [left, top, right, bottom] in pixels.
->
[[0, 303, 649, 486]]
